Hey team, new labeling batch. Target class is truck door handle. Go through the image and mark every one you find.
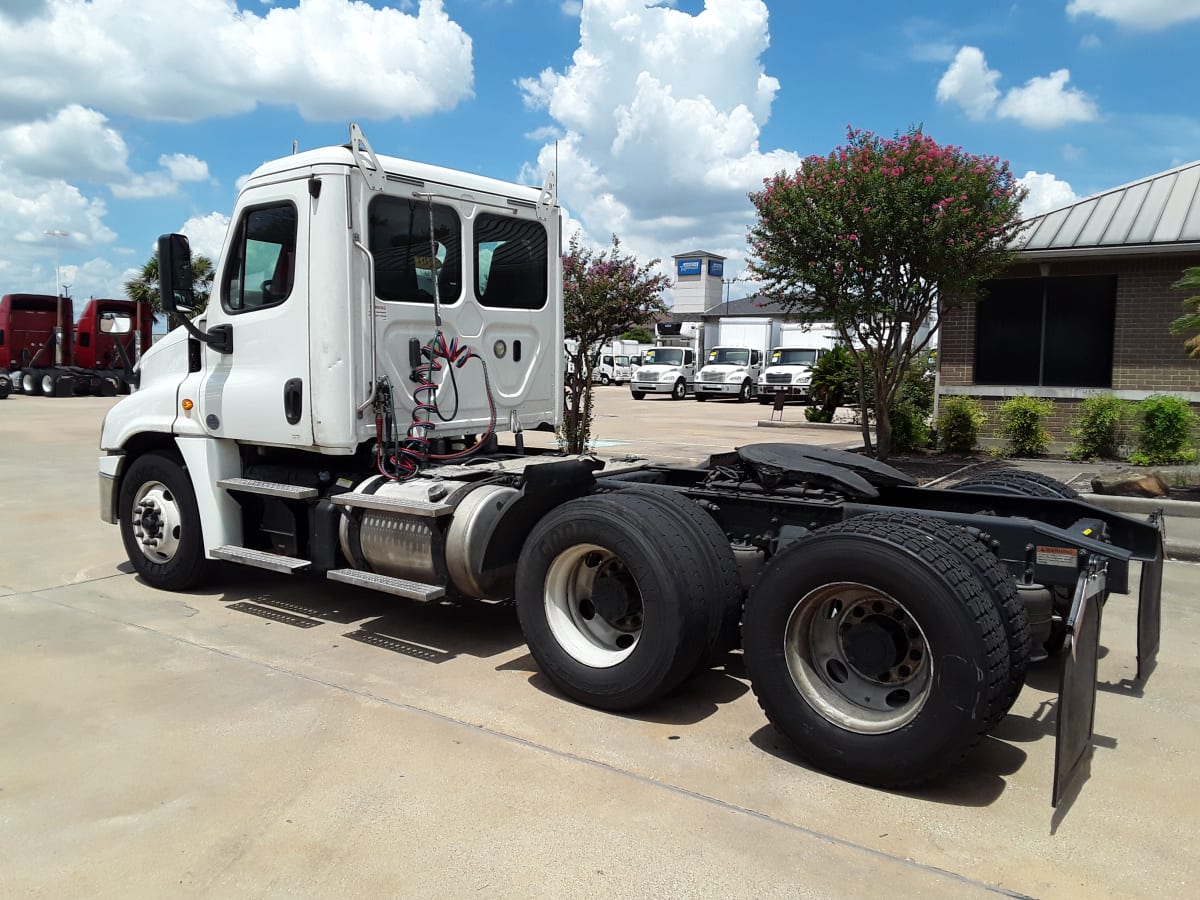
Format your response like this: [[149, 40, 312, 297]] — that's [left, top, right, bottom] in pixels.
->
[[284, 378, 303, 424]]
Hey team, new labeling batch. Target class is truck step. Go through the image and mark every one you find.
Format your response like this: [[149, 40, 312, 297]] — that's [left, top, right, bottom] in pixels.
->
[[330, 492, 453, 517], [326, 568, 446, 602], [218, 478, 318, 499], [211, 546, 312, 573]]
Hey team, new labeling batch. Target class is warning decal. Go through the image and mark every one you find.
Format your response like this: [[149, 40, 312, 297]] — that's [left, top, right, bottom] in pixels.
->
[[1037, 546, 1079, 568]]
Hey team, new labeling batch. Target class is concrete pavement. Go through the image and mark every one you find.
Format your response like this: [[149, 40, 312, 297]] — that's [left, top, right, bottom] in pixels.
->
[[1, 393, 1198, 898]]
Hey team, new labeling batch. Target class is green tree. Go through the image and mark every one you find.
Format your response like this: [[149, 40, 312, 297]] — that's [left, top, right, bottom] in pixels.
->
[[124, 251, 215, 330], [562, 234, 670, 453], [1169, 267, 1200, 357], [747, 126, 1027, 459], [620, 325, 655, 344]]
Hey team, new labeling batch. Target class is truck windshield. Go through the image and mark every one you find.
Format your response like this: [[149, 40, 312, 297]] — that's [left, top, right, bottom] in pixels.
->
[[772, 348, 818, 366], [644, 348, 682, 366], [615, 356, 630, 366], [708, 348, 749, 365]]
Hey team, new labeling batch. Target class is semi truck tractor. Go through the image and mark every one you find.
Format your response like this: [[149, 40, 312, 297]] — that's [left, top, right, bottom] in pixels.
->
[[2, 293, 150, 397], [98, 124, 1165, 805]]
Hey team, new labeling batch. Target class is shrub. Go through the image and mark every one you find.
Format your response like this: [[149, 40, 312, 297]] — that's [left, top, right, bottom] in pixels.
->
[[1130, 394, 1199, 466], [890, 358, 936, 453], [937, 396, 986, 453], [1068, 394, 1130, 460], [998, 396, 1055, 457], [807, 345, 856, 423]]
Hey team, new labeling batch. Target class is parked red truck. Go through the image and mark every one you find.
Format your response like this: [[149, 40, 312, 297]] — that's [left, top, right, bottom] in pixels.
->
[[0, 293, 151, 398]]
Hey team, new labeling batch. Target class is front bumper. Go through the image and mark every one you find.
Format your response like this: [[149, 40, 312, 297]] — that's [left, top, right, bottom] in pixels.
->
[[98, 452, 124, 524], [695, 382, 743, 396], [759, 384, 810, 399], [631, 380, 677, 394]]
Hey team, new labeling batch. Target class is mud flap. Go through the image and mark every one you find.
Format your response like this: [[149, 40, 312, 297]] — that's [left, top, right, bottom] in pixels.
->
[[1052, 567, 1105, 808], [1136, 511, 1166, 681]]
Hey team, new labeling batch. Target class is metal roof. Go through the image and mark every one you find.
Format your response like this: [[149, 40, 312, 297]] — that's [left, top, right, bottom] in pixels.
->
[[671, 250, 725, 259], [1017, 159, 1200, 258]]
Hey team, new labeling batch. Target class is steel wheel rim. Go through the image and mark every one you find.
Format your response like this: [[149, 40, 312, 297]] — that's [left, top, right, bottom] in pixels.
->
[[783, 581, 932, 733], [22, 373, 36, 393], [130, 479, 184, 564], [544, 542, 643, 668], [41, 374, 55, 394]]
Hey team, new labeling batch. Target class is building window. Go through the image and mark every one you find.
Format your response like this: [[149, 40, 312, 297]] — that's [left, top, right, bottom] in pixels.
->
[[974, 275, 1116, 388]]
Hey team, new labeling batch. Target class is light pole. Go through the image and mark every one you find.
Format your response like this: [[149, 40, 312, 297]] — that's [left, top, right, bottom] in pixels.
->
[[722, 277, 734, 316], [45, 230, 68, 366]]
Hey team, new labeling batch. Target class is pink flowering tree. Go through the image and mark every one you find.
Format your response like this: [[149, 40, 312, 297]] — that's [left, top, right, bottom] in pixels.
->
[[748, 126, 1027, 459], [562, 233, 670, 453]]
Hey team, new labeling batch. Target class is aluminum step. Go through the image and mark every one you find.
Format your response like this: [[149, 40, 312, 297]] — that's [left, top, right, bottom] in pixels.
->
[[218, 478, 318, 499], [326, 568, 446, 602], [211, 545, 312, 573], [330, 492, 452, 517]]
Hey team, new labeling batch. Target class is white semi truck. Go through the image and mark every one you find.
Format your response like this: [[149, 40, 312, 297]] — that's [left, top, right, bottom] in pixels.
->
[[757, 323, 838, 406], [97, 124, 1165, 804]]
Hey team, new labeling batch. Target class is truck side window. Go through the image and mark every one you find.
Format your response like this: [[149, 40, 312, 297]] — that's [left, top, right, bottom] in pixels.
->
[[223, 202, 298, 313], [369, 196, 462, 305], [684, 349, 694, 366], [475, 213, 547, 310]]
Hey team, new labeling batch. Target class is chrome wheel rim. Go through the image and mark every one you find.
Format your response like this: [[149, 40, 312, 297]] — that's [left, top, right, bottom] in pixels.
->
[[783, 581, 932, 733], [544, 543, 643, 667], [130, 480, 184, 564]]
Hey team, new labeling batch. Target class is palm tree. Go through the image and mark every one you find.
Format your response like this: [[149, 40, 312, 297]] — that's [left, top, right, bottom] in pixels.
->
[[1170, 267, 1200, 358], [124, 252, 214, 330]]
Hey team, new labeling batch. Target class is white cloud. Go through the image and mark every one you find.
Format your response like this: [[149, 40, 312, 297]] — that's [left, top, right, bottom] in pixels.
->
[[0, 105, 130, 181], [160, 154, 210, 183], [936, 47, 1099, 129], [560, 0, 583, 14], [935, 46, 1000, 121], [996, 69, 1099, 129], [0, 0, 473, 123], [1019, 171, 1079, 218], [179, 212, 232, 263], [1067, 0, 1200, 30], [519, 0, 801, 285]]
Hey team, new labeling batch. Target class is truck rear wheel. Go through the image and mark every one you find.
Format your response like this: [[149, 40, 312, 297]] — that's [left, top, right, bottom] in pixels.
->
[[695, 392, 708, 402], [515, 495, 712, 710], [844, 512, 1030, 722], [21, 369, 43, 396], [119, 452, 213, 591], [950, 469, 1080, 500], [743, 517, 1009, 788], [0, 373, 10, 399]]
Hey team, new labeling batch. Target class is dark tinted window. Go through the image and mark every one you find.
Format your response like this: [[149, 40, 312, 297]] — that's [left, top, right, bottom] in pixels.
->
[[475, 213, 547, 309], [974, 275, 1115, 388], [223, 203, 297, 313], [369, 196, 462, 304]]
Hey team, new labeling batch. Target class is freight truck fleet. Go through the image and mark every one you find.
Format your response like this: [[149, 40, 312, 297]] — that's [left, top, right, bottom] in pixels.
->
[[96, 124, 1165, 805], [0, 293, 151, 398]]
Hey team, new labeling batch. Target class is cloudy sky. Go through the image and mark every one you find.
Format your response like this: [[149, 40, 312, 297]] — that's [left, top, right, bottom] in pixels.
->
[[0, 0, 1196, 308]]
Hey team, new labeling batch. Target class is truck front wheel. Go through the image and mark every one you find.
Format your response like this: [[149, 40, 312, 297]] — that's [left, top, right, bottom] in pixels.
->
[[670, 379, 687, 401], [515, 495, 712, 710], [737, 380, 752, 402], [119, 452, 213, 591], [743, 517, 1009, 788]]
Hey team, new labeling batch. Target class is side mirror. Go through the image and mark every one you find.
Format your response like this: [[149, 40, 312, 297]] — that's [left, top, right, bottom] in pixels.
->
[[158, 233, 196, 312], [99, 314, 132, 334]]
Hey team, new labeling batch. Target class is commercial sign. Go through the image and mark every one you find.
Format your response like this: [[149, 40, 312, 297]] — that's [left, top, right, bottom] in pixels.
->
[[708, 259, 724, 277], [676, 258, 702, 276]]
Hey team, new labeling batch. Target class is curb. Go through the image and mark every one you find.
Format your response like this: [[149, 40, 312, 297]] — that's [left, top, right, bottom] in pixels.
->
[[1085, 493, 1200, 518], [757, 420, 865, 432]]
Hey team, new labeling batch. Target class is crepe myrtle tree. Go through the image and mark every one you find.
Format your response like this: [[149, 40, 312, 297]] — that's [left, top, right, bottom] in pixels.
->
[[562, 233, 670, 454], [748, 126, 1027, 459]]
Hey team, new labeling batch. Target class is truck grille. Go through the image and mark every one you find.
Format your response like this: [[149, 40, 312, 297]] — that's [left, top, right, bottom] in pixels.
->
[[765, 372, 793, 384], [701, 370, 724, 382]]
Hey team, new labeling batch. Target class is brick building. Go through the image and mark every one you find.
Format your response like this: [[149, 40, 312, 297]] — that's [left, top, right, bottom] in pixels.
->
[[938, 159, 1200, 447]]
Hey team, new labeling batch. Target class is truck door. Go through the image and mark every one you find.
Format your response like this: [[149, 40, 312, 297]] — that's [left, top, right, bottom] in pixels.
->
[[198, 186, 312, 446]]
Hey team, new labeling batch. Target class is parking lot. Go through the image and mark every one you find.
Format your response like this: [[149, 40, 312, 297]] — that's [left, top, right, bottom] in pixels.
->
[[2, 392, 1199, 898]]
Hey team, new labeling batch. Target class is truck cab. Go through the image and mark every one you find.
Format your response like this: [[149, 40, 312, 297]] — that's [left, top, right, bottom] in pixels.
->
[[757, 346, 826, 405], [695, 346, 761, 402], [629, 345, 694, 400], [594, 352, 632, 385]]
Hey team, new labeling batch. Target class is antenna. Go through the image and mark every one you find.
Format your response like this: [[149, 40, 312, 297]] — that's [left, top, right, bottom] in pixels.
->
[[292, 140, 298, 155]]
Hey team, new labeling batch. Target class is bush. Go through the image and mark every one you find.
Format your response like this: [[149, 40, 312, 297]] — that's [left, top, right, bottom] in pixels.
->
[[807, 345, 856, 423], [890, 358, 936, 453], [937, 396, 986, 453], [1130, 394, 1199, 466], [1068, 394, 1130, 460], [998, 396, 1055, 457]]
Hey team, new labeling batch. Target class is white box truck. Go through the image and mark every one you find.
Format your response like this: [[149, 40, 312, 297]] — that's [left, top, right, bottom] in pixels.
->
[[694, 317, 780, 402], [757, 323, 838, 405]]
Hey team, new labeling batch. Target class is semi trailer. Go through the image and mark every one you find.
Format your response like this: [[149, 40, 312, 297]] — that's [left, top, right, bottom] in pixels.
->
[[98, 125, 1164, 805]]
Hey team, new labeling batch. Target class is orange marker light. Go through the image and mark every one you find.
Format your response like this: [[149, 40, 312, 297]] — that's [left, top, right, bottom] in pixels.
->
[[181, 399, 194, 411]]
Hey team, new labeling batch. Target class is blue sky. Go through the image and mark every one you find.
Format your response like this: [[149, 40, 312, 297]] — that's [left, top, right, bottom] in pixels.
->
[[0, 0, 1196, 309]]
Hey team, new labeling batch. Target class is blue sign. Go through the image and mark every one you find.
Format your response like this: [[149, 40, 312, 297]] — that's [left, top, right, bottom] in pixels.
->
[[676, 258, 702, 276], [708, 259, 724, 277]]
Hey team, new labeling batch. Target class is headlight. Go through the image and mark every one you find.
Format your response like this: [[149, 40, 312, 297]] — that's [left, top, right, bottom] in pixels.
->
[[797, 374, 812, 385], [660, 369, 678, 382]]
